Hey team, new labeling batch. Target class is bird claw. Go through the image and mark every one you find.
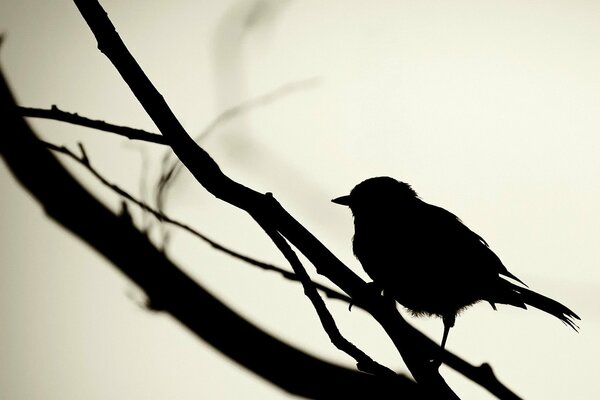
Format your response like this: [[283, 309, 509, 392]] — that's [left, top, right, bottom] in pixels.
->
[[365, 281, 385, 300], [428, 357, 442, 370], [348, 281, 384, 311]]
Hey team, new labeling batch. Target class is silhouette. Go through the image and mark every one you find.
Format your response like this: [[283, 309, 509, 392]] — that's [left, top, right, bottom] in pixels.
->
[[333, 176, 580, 355]]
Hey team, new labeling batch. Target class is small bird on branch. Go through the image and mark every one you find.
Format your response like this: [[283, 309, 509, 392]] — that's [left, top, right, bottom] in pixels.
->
[[333, 176, 579, 355]]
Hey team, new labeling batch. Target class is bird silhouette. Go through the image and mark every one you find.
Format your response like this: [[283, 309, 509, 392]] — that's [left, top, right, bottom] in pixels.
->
[[333, 176, 579, 354]]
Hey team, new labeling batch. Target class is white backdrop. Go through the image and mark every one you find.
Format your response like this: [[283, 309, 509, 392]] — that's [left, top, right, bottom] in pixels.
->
[[1, 1, 598, 399]]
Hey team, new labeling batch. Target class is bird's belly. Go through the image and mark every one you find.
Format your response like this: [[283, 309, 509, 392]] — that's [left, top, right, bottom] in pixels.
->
[[355, 235, 480, 316]]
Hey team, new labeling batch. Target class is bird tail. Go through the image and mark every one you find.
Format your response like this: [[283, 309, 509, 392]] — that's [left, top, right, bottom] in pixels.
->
[[516, 285, 580, 331]]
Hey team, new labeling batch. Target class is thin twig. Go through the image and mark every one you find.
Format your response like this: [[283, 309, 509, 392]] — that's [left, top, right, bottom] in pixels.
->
[[18, 105, 168, 145]]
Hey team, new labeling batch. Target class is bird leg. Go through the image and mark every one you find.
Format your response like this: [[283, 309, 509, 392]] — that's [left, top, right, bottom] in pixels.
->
[[348, 281, 383, 311], [431, 314, 455, 368], [440, 314, 455, 351]]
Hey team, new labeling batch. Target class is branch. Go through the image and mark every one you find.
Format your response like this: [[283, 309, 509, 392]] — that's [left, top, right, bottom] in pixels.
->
[[18, 104, 168, 144], [0, 65, 420, 399], [257, 211, 394, 376]]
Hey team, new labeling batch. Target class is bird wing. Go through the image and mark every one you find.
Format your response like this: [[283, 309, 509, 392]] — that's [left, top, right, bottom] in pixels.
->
[[422, 203, 527, 286]]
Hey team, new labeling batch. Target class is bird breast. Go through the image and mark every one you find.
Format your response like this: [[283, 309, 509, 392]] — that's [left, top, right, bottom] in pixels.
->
[[351, 214, 482, 316]]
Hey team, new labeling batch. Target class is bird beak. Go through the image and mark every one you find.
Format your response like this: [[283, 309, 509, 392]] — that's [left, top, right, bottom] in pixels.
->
[[331, 195, 351, 206]]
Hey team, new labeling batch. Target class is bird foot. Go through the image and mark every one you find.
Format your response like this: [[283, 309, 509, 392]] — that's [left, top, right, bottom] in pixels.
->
[[348, 281, 384, 311], [428, 357, 443, 370]]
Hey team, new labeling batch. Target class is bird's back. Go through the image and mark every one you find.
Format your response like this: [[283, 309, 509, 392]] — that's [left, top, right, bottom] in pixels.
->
[[352, 198, 523, 317]]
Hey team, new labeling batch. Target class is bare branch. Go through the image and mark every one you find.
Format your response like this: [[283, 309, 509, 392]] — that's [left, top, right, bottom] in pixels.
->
[[257, 210, 395, 376], [18, 105, 168, 145]]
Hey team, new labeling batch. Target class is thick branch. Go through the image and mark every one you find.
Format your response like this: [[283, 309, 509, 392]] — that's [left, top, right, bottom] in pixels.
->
[[74, 0, 245, 206]]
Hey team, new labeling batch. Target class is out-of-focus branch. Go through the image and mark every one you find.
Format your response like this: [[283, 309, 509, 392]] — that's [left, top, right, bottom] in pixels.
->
[[156, 78, 319, 212], [0, 65, 420, 400], [18, 105, 168, 144]]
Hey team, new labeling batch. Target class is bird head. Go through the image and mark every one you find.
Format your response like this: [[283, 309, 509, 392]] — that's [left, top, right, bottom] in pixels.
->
[[332, 176, 419, 214]]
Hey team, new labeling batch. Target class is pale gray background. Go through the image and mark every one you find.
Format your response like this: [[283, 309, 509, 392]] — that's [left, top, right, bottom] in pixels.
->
[[1, 1, 598, 399]]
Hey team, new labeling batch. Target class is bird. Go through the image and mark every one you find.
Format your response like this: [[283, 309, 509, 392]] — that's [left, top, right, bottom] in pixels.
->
[[332, 176, 579, 353]]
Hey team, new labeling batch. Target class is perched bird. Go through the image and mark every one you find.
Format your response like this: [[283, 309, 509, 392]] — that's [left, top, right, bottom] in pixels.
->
[[332, 176, 579, 351]]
